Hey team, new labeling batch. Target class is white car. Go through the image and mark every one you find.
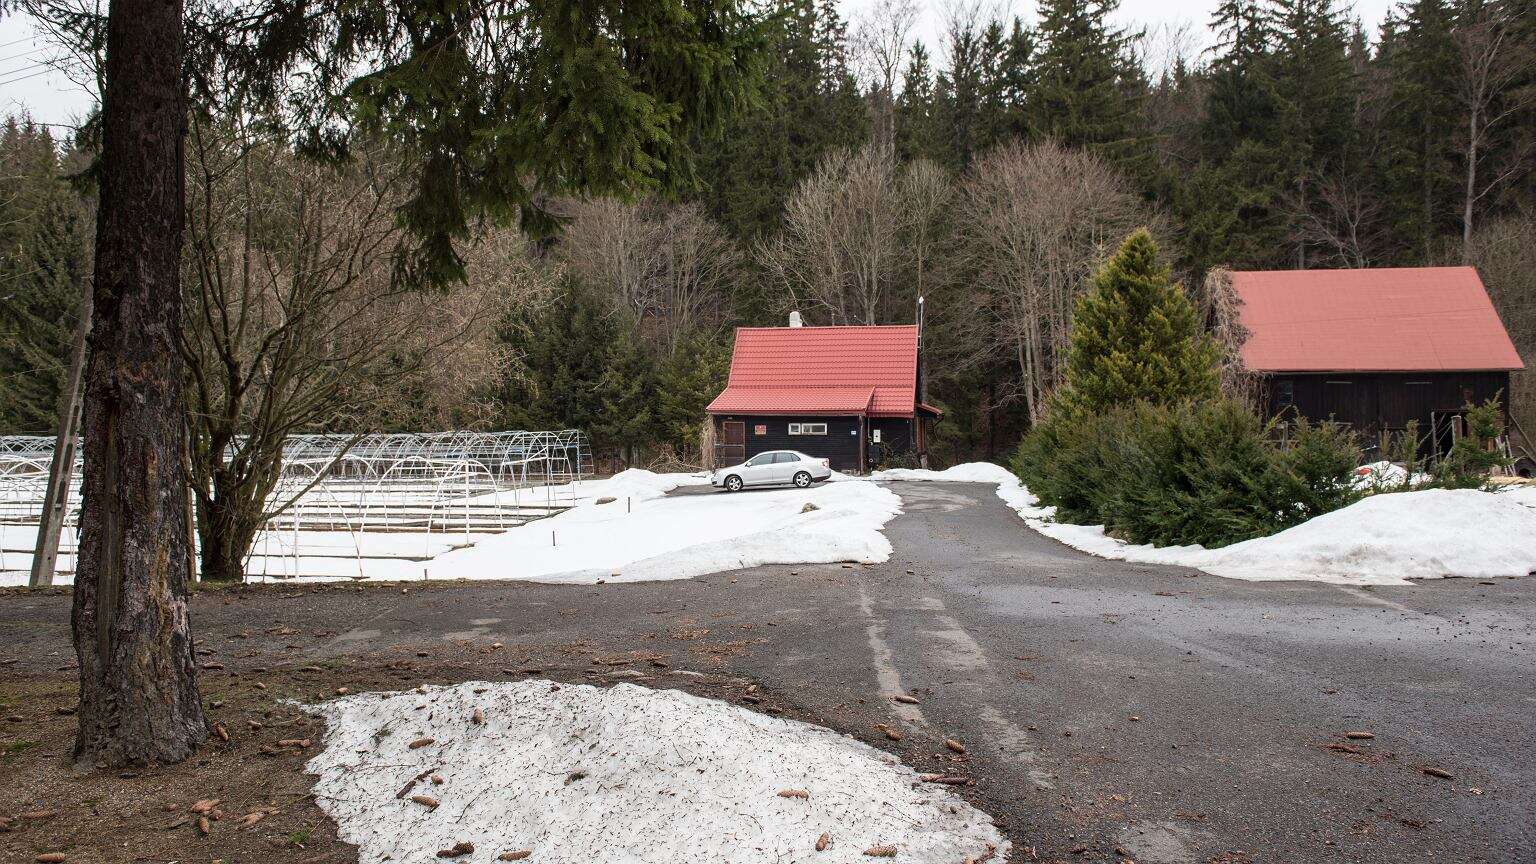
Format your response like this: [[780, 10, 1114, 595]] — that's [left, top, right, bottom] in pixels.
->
[[712, 450, 832, 492]]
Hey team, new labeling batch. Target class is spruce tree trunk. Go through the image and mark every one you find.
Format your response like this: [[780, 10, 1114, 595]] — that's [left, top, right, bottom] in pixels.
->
[[71, 0, 206, 767]]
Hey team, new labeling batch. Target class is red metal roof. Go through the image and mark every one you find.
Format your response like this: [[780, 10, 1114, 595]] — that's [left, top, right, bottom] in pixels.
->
[[707, 386, 875, 415], [1231, 266, 1523, 373], [706, 325, 921, 417]]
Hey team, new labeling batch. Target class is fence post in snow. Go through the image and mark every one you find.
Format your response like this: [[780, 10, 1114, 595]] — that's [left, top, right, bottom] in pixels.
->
[[293, 503, 300, 579]]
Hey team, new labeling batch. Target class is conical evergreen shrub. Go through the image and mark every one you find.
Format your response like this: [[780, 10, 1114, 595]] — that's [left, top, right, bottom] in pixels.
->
[[1053, 228, 1220, 418]]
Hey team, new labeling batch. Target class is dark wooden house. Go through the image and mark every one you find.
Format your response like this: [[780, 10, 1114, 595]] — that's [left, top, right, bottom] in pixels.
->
[[1232, 266, 1524, 455], [706, 322, 940, 472]]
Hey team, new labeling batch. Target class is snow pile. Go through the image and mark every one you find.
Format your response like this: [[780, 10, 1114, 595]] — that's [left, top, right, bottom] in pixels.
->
[[1350, 460, 1429, 490], [476, 468, 709, 507], [2, 472, 902, 587], [878, 462, 1536, 585], [427, 478, 902, 584], [1010, 481, 1536, 584], [1496, 483, 1536, 510], [305, 680, 1007, 864], [1190, 488, 1536, 583], [870, 463, 1021, 485]]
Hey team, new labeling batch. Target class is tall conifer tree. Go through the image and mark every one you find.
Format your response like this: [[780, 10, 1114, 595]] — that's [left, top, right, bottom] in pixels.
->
[[1269, 0, 1357, 265], [697, 0, 866, 241], [0, 120, 91, 432], [1377, 0, 1459, 259], [1031, 0, 1139, 165], [895, 42, 945, 163], [594, 323, 659, 465]]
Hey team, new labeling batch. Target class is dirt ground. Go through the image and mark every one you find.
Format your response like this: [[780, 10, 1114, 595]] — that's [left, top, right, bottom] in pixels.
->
[[0, 582, 995, 864]]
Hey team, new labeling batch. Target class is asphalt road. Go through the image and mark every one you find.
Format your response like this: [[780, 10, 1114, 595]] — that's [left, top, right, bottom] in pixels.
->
[[1, 480, 1531, 863]]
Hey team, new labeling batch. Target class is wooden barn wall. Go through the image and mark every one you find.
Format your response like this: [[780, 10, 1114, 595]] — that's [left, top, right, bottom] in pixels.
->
[[712, 415, 863, 470], [1263, 371, 1512, 448]]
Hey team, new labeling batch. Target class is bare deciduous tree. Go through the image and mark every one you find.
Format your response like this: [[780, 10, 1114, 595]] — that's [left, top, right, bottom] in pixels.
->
[[852, 0, 919, 155], [1453, 2, 1536, 253], [953, 140, 1157, 422], [447, 228, 565, 426], [903, 158, 950, 306], [1465, 212, 1536, 457], [561, 198, 740, 355], [1289, 173, 1390, 268], [759, 144, 952, 326], [180, 120, 497, 583], [1202, 267, 1261, 409]]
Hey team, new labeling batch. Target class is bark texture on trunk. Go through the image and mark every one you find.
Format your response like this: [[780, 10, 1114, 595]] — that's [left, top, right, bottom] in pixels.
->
[[196, 483, 261, 584], [71, 0, 206, 767]]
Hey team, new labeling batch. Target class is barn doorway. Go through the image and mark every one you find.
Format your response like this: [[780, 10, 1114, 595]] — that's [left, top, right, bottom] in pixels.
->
[[718, 421, 746, 465]]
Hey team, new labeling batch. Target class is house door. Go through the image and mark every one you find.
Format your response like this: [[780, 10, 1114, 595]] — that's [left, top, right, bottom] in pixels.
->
[[719, 421, 746, 465]]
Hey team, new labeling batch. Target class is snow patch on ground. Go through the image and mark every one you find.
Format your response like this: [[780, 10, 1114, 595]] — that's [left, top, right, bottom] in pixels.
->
[[1188, 488, 1536, 583], [1015, 481, 1536, 584], [878, 462, 1536, 586], [305, 680, 1007, 864], [1, 470, 904, 587], [469, 468, 707, 508], [424, 478, 902, 584], [871, 463, 1021, 485], [1350, 460, 1430, 490], [1494, 483, 1536, 510]]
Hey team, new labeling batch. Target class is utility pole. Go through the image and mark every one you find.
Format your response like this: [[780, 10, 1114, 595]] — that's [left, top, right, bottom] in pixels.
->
[[29, 286, 92, 588], [915, 295, 929, 469]]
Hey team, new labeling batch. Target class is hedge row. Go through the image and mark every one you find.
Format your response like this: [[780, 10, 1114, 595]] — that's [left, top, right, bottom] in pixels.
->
[[1012, 399, 1362, 549]]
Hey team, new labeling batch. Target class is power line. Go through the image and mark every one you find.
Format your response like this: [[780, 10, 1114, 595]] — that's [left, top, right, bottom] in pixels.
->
[[10, 120, 85, 129], [0, 46, 48, 65], [0, 67, 60, 88], [0, 58, 53, 78]]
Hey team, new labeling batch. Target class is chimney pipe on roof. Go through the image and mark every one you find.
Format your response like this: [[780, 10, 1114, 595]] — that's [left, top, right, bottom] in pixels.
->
[[788, 310, 803, 328]]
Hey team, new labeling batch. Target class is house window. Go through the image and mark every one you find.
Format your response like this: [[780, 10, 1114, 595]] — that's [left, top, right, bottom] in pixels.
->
[[789, 422, 828, 435], [1276, 380, 1294, 408]]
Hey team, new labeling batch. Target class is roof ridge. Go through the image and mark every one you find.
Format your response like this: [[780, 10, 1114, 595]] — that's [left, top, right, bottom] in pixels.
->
[[1230, 265, 1475, 277]]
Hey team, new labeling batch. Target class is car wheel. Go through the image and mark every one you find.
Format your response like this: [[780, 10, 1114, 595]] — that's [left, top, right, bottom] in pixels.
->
[[725, 475, 743, 492], [793, 471, 812, 488]]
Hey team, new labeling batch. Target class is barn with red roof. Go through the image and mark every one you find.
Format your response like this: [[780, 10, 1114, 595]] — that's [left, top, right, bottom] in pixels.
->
[[706, 318, 940, 471], [1231, 266, 1523, 452]]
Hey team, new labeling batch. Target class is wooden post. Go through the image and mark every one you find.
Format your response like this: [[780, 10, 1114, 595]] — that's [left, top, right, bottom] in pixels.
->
[[186, 485, 198, 588], [184, 425, 198, 588], [29, 285, 92, 588]]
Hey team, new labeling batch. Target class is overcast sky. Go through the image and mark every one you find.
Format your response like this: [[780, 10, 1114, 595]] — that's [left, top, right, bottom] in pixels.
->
[[1, 0, 1397, 130], [848, 0, 1396, 70]]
